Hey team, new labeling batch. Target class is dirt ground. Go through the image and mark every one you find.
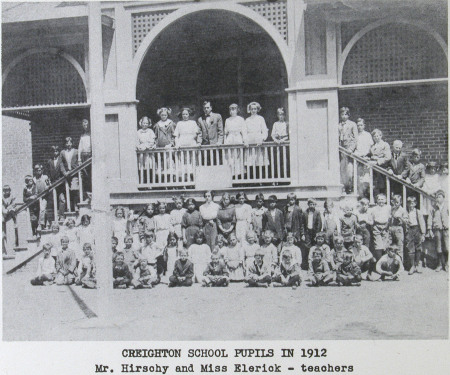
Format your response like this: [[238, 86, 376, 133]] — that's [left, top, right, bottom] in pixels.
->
[[2, 258, 449, 341]]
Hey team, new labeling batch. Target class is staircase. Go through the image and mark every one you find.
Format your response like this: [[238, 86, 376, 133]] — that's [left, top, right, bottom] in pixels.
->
[[3, 158, 92, 267]]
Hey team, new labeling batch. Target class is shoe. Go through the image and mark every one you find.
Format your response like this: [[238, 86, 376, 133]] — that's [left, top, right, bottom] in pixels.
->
[[292, 285, 297, 290], [435, 268, 441, 272], [408, 267, 415, 275], [415, 267, 422, 274]]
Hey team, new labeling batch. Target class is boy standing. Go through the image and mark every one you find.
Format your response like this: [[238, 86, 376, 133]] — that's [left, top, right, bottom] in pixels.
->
[[389, 195, 408, 260], [404, 149, 426, 189], [78, 119, 92, 201], [303, 198, 322, 250], [3, 185, 16, 256], [340, 203, 358, 249], [47, 145, 65, 221], [23, 175, 39, 238], [427, 190, 448, 272], [262, 195, 285, 247], [33, 164, 51, 231], [406, 196, 426, 275]]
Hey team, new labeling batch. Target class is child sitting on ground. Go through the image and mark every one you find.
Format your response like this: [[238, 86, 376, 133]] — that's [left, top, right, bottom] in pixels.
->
[[376, 245, 403, 281], [280, 231, 302, 267], [55, 235, 77, 285], [222, 232, 245, 281], [309, 248, 334, 287], [244, 248, 271, 287], [350, 234, 376, 280], [75, 243, 96, 289], [132, 258, 159, 289], [169, 248, 194, 287], [336, 251, 361, 286], [330, 235, 346, 270], [272, 250, 301, 289], [202, 252, 230, 287], [308, 232, 333, 272], [30, 243, 56, 286], [40, 222, 61, 261], [113, 252, 133, 289], [213, 233, 227, 259], [188, 230, 211, 283]]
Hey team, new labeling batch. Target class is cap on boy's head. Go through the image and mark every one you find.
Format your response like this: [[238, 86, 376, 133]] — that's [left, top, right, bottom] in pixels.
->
[[435, 189, 446, 198], [3, 184, 11, 191], [268, 195, 277, 202], [407, 196, 417, 204], [411, 148, 422, 157], [393, 140, 403, 148], [340, 107, 350, 114], [34, 164, 42, 170], [307, 198, 317, 205]]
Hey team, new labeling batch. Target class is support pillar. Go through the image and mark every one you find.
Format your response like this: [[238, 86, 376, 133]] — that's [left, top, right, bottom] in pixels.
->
[[88, 2, 112, 318]]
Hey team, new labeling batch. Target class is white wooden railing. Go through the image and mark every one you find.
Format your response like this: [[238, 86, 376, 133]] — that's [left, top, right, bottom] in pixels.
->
[[137, 142, 290, 189], [339, 146, 436, 208]]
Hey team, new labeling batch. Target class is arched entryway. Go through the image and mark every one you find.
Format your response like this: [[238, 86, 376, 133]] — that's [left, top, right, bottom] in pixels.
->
[[135, 9, 288, 132]]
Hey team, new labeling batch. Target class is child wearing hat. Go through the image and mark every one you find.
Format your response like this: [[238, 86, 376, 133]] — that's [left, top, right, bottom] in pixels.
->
[[405, 196, 426, 275], [336, 251, 362, 286], [30, 243, 56, 286], [303, 198, 322, 259], [309, 248, 334, 287], [271, 107, 289, 143], [427, 190, 449, 272], [202, 252, 230, 287], [244, 248, 272, 287], [376, 245, 403, 281], [23, 175, 39, 238], [272, 250, 301, 289], [169, 248, 194, 287]]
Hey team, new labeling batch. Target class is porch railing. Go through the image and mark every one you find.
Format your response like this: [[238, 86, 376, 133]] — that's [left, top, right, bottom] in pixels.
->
[[339, 146, 436, 208], [137, 142, 290, 189]]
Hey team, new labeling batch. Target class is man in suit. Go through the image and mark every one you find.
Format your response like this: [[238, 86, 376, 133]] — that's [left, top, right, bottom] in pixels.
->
[[47, 146, 66, 221], [60, 137, 79, 212], [387, 140, 409, 196], [197, 101, 223, 146]]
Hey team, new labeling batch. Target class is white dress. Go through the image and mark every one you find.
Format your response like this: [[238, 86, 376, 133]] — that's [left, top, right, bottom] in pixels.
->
[[245, 115, 268, 166], [174, 120, 201, 147], [224, 116, 247, 176], [112, 218, 127, 248], [154, 213, 173, 248], [235, 203, 253, 244], [189, 243, 211, 283], [271, 121, 289, 142], [136, 129, 156, 169]]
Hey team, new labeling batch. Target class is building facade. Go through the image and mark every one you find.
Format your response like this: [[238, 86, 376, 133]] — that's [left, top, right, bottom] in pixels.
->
[[2, 0, 448, 206]]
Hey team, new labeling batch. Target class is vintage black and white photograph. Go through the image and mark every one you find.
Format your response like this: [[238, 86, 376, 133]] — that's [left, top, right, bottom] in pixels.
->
[[2, 0, 449, 342]]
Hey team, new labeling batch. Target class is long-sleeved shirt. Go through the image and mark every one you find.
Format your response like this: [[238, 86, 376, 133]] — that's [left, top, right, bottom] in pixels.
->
[[350, 245, 373, 266], [203, 260, 229, 277], [36, 256, 56, 276], [428, 202, 449, 230], [308, 244, 332, 272], [338, 120, 358, 151], [370, 205, 391, 225], [172, 259, 194, 278], [404, 162, 426, 188], [390, 205, 408, 226], [369, 141, 391, 167], [56, 249, 77, 274], [78, 133, 91, 159], [247, 260, 271, 278], [354, 130, 374, 157]]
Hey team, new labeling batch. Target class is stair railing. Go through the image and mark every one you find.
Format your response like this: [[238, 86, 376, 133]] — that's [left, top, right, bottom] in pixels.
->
[[339, 146, 436, 208]]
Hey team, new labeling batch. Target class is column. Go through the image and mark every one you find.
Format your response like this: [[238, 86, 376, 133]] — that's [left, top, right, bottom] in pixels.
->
[[88, 2, 112, 317]]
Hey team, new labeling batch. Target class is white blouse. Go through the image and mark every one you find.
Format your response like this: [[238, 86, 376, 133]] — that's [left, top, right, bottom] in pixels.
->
[[245, 115, 268, 144], [224, 116, 247, 144]]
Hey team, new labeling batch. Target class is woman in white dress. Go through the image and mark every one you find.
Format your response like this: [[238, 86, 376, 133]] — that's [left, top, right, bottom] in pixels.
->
[[245, 102, 268, 172], [234, 191, 253, 244], [136, 116, 156, 184], [224, 104, 248, 178], [174, 108, 202, 180]]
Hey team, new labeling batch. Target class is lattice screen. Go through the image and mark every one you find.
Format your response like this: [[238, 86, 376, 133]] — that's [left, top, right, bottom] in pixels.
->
[[2, 52, 87, 108], [243, 1, 287, 41], [342, 24, 448, 85], [132, 10, 175, 54]]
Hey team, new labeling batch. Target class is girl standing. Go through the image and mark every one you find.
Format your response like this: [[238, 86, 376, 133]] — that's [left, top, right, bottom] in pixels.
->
[[136, 116, 156, 184], [154, 107, 175, 148], [154, 202, 173, 249], [199, 191, 220, 249], [189, 231, 211, 283], [182, 198, 203, 248], [245, 102, 268, 173], [251, 193, 267, 240], [139, 203, 156, 242], [234, 192, 253, 244], [170, 196, 187, 248], [224, 104, 247, 178], [216, 193, 236, 239], [271, 107, 289, 143], [164, 232, 180, 280], [112, 207, 127, 247]]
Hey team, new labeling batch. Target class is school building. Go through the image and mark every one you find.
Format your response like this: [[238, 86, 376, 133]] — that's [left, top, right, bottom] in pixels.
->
[[2, 0, 448, 208]]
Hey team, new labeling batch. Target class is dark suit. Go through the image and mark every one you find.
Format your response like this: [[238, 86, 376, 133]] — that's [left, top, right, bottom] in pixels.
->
[[197, 113, 224, 145], [302, 209, 322, 269], [387, 152, 409, 177], [262, 209, 285, 244], [47, 156, 66, 219], [283, 205, 304, 243]]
